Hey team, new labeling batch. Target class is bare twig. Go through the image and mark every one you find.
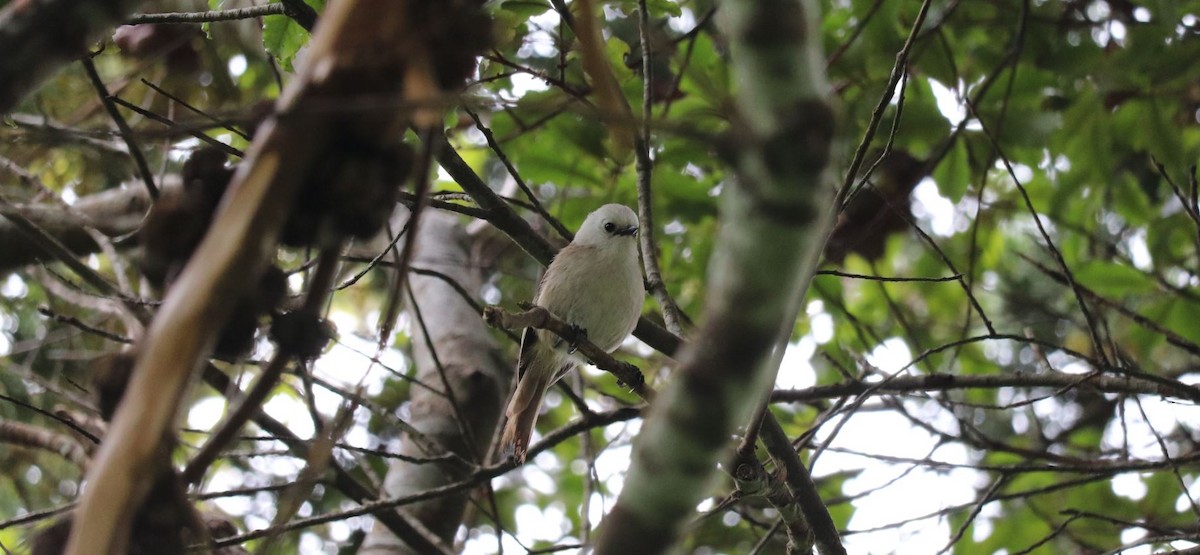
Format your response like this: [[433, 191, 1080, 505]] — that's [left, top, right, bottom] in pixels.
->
[[107, 94, 244, 157], [79, 56, 159, 200], [835, 0, 933, 206], [128, 4, 286, 24], [636, 0, 687, 336], [462, 106, 572, 240]]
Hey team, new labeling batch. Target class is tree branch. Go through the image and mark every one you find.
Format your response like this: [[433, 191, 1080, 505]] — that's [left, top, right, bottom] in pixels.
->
[[0, 185, 150, 274], [484, 305, 652, 400], [128, 4, 287, 25], [63, 1, 458, 552], [593, 0, 843, 551]]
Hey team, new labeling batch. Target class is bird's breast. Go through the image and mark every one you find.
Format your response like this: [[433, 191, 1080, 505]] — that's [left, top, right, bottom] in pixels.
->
[[536, 245, 644, 353]]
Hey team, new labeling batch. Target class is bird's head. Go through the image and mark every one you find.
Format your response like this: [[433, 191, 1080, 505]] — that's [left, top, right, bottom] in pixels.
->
[[574, 204, 639, 248]]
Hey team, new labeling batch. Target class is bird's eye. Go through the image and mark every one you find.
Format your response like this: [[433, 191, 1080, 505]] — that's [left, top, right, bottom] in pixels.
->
[[603, 222, 616, 233]]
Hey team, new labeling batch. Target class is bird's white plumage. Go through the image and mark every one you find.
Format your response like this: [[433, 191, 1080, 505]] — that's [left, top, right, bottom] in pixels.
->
[[501, 204, 645, 461]]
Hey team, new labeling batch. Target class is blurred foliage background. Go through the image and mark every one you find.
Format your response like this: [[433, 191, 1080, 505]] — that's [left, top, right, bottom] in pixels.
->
[[3, 0, 1200, 553]]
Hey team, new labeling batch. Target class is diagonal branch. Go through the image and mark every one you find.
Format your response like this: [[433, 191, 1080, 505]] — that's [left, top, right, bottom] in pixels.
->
[[63, 1, 464, 553], [593, 0, 843, 551], [79, 55, 159, 200], [484, 305, 651, 400]]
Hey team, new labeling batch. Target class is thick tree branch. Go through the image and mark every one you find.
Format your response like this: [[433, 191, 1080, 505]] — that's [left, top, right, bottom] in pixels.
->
[[0, 419, 92, 469], [0, 186, 150, 274], [593, 0, 843, 552], [128, 4, 287, 25], [63, 1, 455, 553]]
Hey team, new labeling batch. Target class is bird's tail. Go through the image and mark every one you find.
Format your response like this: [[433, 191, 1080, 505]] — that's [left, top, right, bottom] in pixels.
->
[[500, 370, 554, 463]]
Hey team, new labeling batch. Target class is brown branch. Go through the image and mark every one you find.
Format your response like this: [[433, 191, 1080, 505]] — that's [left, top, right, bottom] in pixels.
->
[[1021, 255, 1200, 358], [63, 1, 452, 552], [967, 98, 1111, 365], [635, 0, 688, 336], [462, 106, 572, 241], [107, 95, 244, 158], [835, 0, 934, 206], [0, 392, 100, 445], [729, 454, 814, 552], [0, 193, 149, 322], [0, 419, 92, 468], [197, 365, 445, 551], [36, 306, 132, 344], [770, 371, 1200, 405], [209, 407, 640, 550], [572, 0, 635, 155], [483, 305, 652, 400], [758, 412, 843, 555], [79, 56, 159, 200]]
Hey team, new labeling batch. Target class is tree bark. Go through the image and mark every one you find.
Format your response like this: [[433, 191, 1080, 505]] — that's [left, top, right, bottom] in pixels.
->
[[361, 209, 511, 554]]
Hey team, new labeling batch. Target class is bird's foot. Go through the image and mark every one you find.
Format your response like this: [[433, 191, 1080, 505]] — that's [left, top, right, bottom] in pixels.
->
[[615, 361, 645, 389], [566, 324, 587, 354]]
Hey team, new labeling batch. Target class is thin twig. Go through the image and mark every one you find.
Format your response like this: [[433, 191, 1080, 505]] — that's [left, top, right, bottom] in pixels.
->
[[405, 279, 481, 460], [183, 245, 343, 484], [128, 4, 286, 25], [967, 100, 1110, 365], [462, 106, 572, 240], [636, 0, 687, 336], [140, 78, 250, 141], [79, 56, 159, 200], [107, 95, 244, 158], [36, 306, 132, 344], [835, 0, 933, 206], [815, 270, 962, 282]]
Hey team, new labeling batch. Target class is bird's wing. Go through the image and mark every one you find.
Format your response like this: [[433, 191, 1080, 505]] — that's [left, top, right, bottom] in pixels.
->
[[517, 327, 538, 381]]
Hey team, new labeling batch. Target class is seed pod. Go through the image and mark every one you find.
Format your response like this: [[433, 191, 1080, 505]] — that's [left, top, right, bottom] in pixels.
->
[[270, 309, 337, 360], [90, 352, 136, 421]]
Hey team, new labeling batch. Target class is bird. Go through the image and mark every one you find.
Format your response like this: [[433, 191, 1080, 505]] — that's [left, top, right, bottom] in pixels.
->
[[500, 204, 645, 462]]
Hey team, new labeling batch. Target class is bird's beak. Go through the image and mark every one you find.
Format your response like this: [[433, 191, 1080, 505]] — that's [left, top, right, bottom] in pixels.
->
[[617, 225, 638, 237]]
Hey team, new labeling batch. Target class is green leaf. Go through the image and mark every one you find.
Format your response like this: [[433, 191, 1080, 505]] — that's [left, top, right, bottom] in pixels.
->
[[933, 140, 971, 201], [262, 1, 321, 71], [1072, 260, 1156, 297]]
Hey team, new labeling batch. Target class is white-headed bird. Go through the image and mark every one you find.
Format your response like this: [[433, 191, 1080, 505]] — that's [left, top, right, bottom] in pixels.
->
[[500, 204, 645, 462]]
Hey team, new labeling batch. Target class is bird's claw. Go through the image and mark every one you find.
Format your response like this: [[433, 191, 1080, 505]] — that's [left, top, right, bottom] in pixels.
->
[[616, 362, 645, 389], [566, 324, 587, 354]]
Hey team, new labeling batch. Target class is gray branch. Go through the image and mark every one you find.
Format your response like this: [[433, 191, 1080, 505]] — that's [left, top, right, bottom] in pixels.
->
[[592, 0, 844, 551]]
